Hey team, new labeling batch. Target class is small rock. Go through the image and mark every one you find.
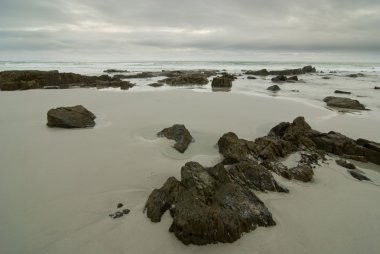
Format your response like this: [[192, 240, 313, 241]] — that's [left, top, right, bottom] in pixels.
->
[[122, 209, 130, 215], [271, 75, 287, 82], [334, 90, 351, 95], [117, 203, 124, 208], [322, 77, 331, 80], [148, 83, 163, 88], [347, 73, 364, 78], [267, 85, 280, 91], [247, 76, 257, 79], [336, 159, 356, 169], [157, 124, 193, 153], [374, 86, 380, 90], [348, 170, 371, 181]]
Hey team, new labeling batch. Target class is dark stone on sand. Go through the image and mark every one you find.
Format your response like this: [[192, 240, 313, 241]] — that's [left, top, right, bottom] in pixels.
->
[[267, 85, 280, 91], [348, 170, 371, 181], [336, 159, 356, 169], [117, 203, 124, 208], [323, 96, 366, 110], [122, 209, 130, 215], [112, 211, 124, 219], [374, 86, 380, 90], [145, 161, 276, 245], [157, 124, 193, 153], [334, 90, 351, 95], [47, 105, 96, 128], [211, 76, 232, 88], [247, 76, 257, 79], [322, 77, 331, 80]]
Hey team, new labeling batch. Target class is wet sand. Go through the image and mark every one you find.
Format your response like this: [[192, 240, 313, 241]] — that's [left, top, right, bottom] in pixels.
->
[[0, 89, 379, 254]]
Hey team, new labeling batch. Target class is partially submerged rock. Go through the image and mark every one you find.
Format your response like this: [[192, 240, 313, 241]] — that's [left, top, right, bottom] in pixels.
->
[[245, 66, 316, 76], [348, 169, 371, 181], [157, 124, 193, 153], [271, 75, 287, 82], [323, 96, 366, 110], [148, 82, 164, 88], [334, 90, 351, 95], [267, 85, 280, 91], [336, 159, 356, 169], [145, 162, 276, 245], [103, 69, 129, 73], [347, 73, 364, 78], [47, 105, 96, 128], [211, 75, 233, 88]]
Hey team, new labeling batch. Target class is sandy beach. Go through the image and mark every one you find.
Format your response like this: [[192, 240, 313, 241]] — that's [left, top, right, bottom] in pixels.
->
[[0, 88, 379, 254]]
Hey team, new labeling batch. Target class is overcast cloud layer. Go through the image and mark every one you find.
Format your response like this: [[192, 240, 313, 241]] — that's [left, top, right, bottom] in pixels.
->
[[1, 0, 380, 61]]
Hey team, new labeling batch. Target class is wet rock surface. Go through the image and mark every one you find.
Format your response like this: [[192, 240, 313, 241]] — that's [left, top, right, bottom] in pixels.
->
[[47, 105, 96, 128], [323, 96, 366, 110], [157, 124, 193, 153]]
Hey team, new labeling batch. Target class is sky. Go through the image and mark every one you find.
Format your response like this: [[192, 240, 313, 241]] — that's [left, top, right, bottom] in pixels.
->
[[0, 0, 380, 61]]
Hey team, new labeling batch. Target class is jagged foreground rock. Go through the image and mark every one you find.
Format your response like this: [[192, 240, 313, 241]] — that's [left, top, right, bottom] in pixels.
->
[[145, 116, 380, 245], [145, 161, 281, 245]]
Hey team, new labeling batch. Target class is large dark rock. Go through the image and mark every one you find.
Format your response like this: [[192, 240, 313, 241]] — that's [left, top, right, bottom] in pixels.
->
[[145, 162, 276, 245], [159, 74, 209, 86], [211, 76, 232, 88], [157, 124, 193, 153], [323, 96, 366, 110], [245, 69, 270, 76], [47, 105, 96, 128]]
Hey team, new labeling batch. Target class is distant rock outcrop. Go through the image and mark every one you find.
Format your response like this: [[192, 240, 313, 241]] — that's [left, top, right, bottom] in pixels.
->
[[47, 105, 96, 128], [158, 74, 209, 86], [245, 66, 316, 76], [0, 70, 135, 91]]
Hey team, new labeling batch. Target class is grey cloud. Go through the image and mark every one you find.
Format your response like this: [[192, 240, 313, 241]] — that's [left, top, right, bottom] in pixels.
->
[[0, 0, 379, 60]]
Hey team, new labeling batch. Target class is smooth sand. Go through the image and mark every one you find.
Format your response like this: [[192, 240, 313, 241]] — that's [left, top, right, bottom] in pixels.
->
[[0, 89, 379, 254]]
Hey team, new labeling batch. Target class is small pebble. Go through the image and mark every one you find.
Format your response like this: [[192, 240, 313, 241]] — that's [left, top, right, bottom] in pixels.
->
[[123, 209, 130, 215], [117, 203, 124, 208], [113, 211, 124, 219]]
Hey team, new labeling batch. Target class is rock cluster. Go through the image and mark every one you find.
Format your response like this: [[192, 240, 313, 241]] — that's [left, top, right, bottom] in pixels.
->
[[158, 74, 209, 86], [146, 116, 380, 245], [245, 66, 316, 76], [0, 70, 134, 91]]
